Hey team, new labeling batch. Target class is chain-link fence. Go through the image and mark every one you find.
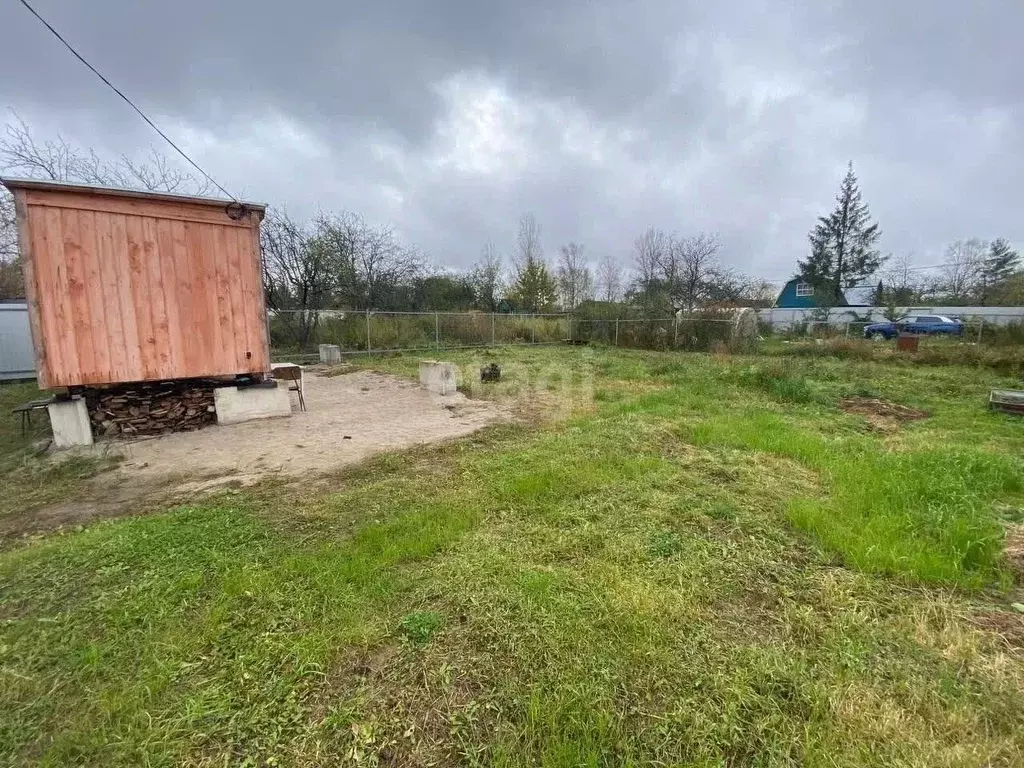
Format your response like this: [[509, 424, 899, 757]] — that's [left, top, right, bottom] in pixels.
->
[[269, 310, 572, 361], [269, 309, 758, 361], [572, 317, 743, 351]]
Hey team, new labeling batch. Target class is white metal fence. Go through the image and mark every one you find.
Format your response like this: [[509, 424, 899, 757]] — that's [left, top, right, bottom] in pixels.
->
[[756, 306, 1024, 345], [757, 305, 1024, 328], [0, 302, 34, 381]]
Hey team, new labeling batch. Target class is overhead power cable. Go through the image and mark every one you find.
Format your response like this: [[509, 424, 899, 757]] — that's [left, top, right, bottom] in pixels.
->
[[15, 0, 240, 204]]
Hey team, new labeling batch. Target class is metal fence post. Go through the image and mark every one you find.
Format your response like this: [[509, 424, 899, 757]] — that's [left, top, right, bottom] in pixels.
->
[[614, 318, 619, 346], [532, 314, 537, 344], [365, 309, 371, 355], [978, 317, 985, 344], [434, 311, 440, 352], [491, 313, 496, 346]]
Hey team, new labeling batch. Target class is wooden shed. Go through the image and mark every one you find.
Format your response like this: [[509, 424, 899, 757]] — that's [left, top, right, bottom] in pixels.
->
[[1, 178, 270, 389]]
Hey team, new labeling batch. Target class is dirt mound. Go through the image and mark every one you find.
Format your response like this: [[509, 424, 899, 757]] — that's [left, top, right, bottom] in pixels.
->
[[840, 397, 928, 431]]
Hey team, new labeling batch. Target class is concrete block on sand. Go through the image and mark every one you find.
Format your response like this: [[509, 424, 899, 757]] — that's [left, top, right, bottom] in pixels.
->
[[214, 383, 292, 425], [48, 397, 93, 448], [419, 360, 458, 396], [319, 344, 342, 364]]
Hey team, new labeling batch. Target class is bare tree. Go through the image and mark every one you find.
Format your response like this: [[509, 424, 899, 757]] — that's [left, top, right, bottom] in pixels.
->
[[941, 239, 988, 304], [666, 232, 721, 314], [1, 113, 211, 194], [881, 252, 925, 305], [469, 242, 505, 311], [313, 210, 362, 306], [260, 209, 336, 347], [314, 211, 423, 309], [596, 255, 624, 303], [356, 223, 423, 309], [515, 213, 543, 269], [556, 241, 593, 310], [741, 278, 779, 306], [631, 227, 667, 307]]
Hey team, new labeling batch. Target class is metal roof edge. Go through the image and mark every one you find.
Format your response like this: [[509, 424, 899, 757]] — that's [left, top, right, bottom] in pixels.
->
[[0, 176, 267, 215]]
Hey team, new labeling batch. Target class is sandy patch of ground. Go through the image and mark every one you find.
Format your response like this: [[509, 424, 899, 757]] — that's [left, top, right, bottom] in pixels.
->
[[106, 370, 507, 485], [1, 371, 518, 540], [840, 396, 928, 432]]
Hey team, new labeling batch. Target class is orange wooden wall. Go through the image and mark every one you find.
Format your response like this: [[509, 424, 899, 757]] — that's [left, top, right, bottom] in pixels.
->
[[8, 182, 270, 388]]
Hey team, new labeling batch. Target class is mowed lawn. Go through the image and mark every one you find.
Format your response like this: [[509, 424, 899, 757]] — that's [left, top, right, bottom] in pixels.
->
[[2, 346, 1024, 766]]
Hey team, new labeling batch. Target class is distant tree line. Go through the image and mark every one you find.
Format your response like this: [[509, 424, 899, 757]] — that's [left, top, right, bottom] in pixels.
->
[[873, 239, 1022, 307], [2, 118, 1019, 318]]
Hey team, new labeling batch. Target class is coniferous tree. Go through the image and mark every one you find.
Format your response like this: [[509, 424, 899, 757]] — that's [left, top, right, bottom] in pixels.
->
[[985, 238, 1019, 284], [509, 258, 557, 312], [978, 238, 1020, 305], [799, 163, 884, 303]]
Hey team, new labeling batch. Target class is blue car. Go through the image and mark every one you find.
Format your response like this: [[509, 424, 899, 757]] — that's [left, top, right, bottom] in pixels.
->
[[863, 314, 964, 341]]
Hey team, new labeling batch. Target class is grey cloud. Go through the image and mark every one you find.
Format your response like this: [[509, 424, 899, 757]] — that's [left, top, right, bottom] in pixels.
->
[[0, 0, 1021, 280]]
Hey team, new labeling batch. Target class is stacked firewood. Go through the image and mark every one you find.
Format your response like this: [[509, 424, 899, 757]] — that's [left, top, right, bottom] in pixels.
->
[[86, 380, 217, 437]]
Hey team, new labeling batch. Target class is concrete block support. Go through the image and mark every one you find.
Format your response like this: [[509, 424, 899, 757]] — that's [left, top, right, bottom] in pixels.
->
[[47, 397, 93, 448], [419, 360, 458, 396], [214, 383, 292, 425], [319, 344, 342, 364]]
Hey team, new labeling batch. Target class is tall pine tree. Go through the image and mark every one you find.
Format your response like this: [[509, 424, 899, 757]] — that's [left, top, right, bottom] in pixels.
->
[[978, 238, 1020, 305], [986, 239, 1019, 283], [799, 163, 884, 303]]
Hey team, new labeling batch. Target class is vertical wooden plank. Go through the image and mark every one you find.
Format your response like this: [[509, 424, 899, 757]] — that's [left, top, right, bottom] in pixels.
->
[[60, 208, 95, 385], [77, 210, 111, 382], [225, 226, 249, 372], [184, 221, 215, 375], [109, 214, 142, 382], [13, 194, 50, 387], [201, 224, 224, 373], [141, 217, 171, 378], [169, 219, 197, 377], [35, 206, 73, 386], [125, 215, 157, 379], [211, 225, 235, 373], [231, 225, 256, 369], [155, 219, 183, 379], [94, 212, 129, 381], [247, 214, 270, 371]]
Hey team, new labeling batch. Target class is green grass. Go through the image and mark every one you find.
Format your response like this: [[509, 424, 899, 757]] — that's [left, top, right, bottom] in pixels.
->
[[0, 381, 118, 524], [1, 347, 1023, 765]]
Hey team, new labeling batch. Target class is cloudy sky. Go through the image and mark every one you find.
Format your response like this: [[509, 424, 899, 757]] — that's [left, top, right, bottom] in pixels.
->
[[0, 0, 1020, 284]]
